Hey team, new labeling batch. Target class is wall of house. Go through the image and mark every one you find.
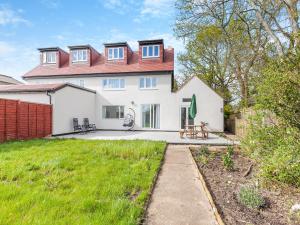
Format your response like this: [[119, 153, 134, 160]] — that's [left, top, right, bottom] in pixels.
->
[[0, 92, 50, 104], [173, 76, 224, 131], [26, 74, 224, 132], [51, 86, 96, 135]]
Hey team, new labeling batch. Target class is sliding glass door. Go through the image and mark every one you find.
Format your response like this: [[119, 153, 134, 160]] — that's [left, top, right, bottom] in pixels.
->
[[142, 104, 160, 129]]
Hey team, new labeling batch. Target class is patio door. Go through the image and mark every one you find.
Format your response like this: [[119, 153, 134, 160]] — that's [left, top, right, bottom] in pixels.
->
[[141, 104, 160, 129], [180, 106, 194, 129]]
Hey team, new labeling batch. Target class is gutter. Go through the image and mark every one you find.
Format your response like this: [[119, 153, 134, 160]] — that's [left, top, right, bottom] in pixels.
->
[[46, 91, 52, 104]]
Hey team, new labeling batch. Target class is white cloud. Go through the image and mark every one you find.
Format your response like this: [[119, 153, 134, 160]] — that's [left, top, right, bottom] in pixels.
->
[[101, 0, 129, 14], [0, 5, 30, 26], [0, 41, 15, 56], [40, 0, 61, 9], [0, 42, 37, 81], [103, 0, 123, 9], [140, 0, 174, 18]]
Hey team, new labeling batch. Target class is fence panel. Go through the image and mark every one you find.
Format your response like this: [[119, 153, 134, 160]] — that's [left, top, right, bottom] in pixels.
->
[[0, 99, 5, 142], [5, 100, 17, 141], [0, 98, 52, 143], [18, 101, 29, 140]]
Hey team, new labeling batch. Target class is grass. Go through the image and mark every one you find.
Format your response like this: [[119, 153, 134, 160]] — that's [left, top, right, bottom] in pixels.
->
[[0, 138, 166, 225]]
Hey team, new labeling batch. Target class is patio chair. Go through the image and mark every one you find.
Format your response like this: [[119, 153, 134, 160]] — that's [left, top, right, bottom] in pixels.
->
[[73, 118, 84, 133], [200, 122, 209, 139], [83, 118, 96, 132]]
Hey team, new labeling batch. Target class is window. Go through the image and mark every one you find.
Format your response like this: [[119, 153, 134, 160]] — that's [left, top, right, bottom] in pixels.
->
[[142, 45, 160, 58], [103, 106, 124, 119], [103, 78, 125, 90], [72, 49, 88, 62], [142, 104, 160, 128], [42, 51, 56, 64], [139, 77, 157, 89], [108, 47, 124, 60]]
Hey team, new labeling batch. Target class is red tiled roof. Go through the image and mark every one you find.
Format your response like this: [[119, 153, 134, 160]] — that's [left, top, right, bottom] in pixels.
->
[[0, 83, 96, 93], [23, 49, 174, 78]]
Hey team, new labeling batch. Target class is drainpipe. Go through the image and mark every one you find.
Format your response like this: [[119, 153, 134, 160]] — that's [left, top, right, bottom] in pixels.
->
[[46, 91, 52, 104]]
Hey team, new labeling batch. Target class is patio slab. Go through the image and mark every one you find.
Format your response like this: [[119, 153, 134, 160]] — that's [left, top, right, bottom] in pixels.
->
[[57, 130, 233, 145]]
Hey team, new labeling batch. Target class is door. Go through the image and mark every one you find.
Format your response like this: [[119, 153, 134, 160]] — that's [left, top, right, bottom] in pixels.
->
[[142, 104, 160, 129], [180, 106, 194, 129]]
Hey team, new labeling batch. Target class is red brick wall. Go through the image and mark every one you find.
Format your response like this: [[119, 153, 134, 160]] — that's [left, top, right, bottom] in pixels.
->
[[0, 99, 52, 143]]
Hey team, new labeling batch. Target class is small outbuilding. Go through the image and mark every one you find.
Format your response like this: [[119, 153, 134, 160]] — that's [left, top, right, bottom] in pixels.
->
[[0, 83, 96, 135]]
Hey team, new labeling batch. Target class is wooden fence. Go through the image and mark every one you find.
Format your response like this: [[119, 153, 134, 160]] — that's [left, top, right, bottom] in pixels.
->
[[225, 108, 255, 138], [0, 98, 52, 142]]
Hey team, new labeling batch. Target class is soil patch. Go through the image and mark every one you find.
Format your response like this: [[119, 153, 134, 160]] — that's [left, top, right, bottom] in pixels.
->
[[190, 146, 300, 225]]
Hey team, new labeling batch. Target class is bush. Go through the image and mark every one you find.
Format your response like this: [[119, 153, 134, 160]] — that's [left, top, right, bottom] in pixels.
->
[[222, 149, 234, 171], [197, 146, 210, 165], [242, 53, 300, 187], [238, 186, 265, 209], [227, 146, 234, 156], [199, 145, 209, 155]]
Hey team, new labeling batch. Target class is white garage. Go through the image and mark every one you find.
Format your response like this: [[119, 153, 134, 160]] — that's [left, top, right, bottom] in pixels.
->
[[0, 83, 96, 135]]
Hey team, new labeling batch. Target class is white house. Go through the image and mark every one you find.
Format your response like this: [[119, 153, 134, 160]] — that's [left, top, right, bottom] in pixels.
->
[[0, 39, 224, 135]]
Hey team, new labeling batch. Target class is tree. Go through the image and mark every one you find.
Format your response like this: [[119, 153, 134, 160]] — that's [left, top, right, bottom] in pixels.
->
[[249, 0, 300, 55], [175, 0, 267, 107], [178, 25, 234, 104]]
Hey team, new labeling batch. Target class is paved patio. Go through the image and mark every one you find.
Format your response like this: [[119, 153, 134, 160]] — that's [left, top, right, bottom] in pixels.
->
[[58, 130, 233, 145]]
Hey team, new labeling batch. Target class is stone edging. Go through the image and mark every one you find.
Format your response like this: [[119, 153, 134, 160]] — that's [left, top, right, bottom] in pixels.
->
[[188, 148, 225, 225], [138, 143, 168, 225]]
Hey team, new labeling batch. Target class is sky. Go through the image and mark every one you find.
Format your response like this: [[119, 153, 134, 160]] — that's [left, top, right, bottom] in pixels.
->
[[0, 0, 185, 81]]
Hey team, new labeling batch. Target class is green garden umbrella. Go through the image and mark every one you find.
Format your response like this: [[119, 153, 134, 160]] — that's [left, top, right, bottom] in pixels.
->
[[189, 94, 197, 119]]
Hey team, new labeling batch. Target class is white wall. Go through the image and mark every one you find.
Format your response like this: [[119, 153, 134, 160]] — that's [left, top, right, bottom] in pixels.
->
[[26, 75, 224, 132], [174, 76, 224, 131], [51, 86, 96, 135], [0, 92, 50, 104]]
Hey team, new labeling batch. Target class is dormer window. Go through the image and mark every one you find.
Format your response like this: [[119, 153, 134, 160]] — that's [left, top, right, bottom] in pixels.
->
[[72, 49, 88, 62], [42, 51, 56, 64], [108, 47, 124, 60], [142, 45, 160, 58]]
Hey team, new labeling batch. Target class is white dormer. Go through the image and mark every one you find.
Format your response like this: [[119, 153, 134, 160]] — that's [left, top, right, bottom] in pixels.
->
[[71, 49, 88, 62], [42, 51, 57, 64]]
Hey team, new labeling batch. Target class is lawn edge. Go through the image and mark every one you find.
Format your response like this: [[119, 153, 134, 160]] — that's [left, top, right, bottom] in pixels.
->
[[188, 146, 225, 225], [138, 143, 168, 225]]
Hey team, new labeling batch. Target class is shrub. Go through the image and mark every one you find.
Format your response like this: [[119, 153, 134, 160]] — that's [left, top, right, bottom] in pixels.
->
[[238, 186, 265, 209], [243, 113, 300, 187], [199, 145, 209, 155], [242, 53, 300, 187], [197, 146, 210, 165], [227, 146, 234, 156], [222, 151, 234, 171]]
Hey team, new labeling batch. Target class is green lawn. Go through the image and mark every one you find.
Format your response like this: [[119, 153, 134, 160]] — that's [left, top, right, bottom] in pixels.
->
[[0, 139, 166, 225]]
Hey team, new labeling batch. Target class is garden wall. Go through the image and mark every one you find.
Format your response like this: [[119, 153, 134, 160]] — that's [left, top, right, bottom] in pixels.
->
[[0, 98, 52, 142]]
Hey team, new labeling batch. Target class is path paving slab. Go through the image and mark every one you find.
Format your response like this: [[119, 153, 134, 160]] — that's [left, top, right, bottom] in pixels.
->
[[144, 145, 218, 225]]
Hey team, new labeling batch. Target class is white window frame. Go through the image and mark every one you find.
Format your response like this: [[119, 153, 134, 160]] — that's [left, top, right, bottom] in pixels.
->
[[108, 47, 124, 60], [142, 45, 160, 58], [141, 104, 160, 129], [71, 49, 88, 62], [102, 78, 125, 90], [139, 77, 157, 89], [102, 105, 125, 119], [42, 51, 57, 64]]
